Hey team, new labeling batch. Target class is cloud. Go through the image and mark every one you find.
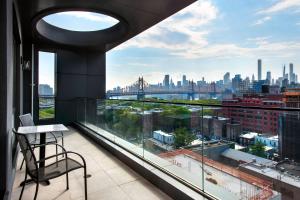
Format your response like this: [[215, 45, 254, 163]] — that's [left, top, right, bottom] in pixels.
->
[[252, 16, 272, 25], [113, 0, 300, 60], [114, 0, 217, 57], [127, 62, 156, 67], [247, 36, 271, 44], [257, 0, 300, 14], [57, 11, 118, 23]]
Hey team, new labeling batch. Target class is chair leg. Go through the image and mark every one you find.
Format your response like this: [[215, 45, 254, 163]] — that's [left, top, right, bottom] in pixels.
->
[[56, 145, 58, 167], [62, 136, 65, 157], [84, 167, 88, 200], [19, 171, 27, 200], [66, 172, 69, 190], [20, 157, 25, 170], [34, 182, 39, 200]]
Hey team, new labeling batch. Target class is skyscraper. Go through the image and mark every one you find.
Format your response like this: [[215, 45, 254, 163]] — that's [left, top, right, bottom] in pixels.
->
[[182, 75, 187, 86], [163, 74, 170, 88], [258, 59, 262, 81], [283, 65, 288, 79], [232, 74, 242, 93], [266, 71, 271, 84], [223, 72, 230, 85], [290, 63, 294, 83], [177, 81, 181, 87], [170, 78, 174, 88]]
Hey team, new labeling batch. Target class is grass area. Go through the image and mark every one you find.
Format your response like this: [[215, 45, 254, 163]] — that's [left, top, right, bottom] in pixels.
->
[[39, 107, 55, 119]]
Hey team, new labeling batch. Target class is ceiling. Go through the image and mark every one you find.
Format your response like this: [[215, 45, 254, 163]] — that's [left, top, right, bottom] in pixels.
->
[[16, 0, 196, 51]]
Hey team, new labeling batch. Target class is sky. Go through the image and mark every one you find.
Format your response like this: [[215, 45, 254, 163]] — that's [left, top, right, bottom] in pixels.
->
[[39, 0, 300, 90], [44, 11, 118, 32], [38, 51, 55, 90]]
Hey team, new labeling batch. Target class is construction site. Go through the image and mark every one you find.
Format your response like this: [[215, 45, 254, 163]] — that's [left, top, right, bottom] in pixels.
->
[[159, 149, 280, 200]]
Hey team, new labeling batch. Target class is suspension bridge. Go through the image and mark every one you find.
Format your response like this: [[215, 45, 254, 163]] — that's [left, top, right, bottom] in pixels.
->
[[106, 77, 221, 100]]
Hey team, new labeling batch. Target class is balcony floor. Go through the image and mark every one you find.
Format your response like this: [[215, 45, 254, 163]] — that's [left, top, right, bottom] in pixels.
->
[[12, 127, 173, 200]]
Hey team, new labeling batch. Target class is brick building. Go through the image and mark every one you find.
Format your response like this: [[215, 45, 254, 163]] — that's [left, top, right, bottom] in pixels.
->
[[220, 95, 283, 135], [283, 88, 300, 108]]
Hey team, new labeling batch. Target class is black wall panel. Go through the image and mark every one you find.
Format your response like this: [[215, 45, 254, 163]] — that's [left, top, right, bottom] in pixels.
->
[[0, 0, 14, 199], [55, 49, 106, 124]]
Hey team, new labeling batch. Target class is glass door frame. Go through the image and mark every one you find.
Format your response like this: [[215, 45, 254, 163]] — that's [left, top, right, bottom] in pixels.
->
[[34, 48, 57, 124]]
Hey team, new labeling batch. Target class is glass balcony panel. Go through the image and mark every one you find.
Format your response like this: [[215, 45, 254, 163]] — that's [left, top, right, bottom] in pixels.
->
[[94, 99, 115, 142], [77, 98, 87, 125], [111, 100, 144, 156], [75, 99, 300, 199]]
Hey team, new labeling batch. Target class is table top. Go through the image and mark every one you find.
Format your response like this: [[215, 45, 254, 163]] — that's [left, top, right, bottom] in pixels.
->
[[17, 124, 69, 134]]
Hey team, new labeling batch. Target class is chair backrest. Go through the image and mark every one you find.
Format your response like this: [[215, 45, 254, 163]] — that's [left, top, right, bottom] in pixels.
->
[[19, 114, 35, 126], [13, 129, 38, 178], [19, 113, 37, 142]]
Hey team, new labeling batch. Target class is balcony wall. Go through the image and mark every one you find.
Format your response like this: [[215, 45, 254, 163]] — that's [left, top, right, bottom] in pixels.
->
[[55, 49, 106, 124], [0, 0, 16, 199]]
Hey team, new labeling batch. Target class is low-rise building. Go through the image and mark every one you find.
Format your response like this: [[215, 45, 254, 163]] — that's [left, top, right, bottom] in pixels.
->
[[140, 111, 153, 138], [189, 107, 201, 130], [283, 88, 300, 108], [153, 130, 174, 145], [212, 117, 230, 139], [201, 115, 213, 137], [239, 132, 258, 146], [226, 122, 242, 142], [200, 115, 241, 140], [255, 134, 278, 150]]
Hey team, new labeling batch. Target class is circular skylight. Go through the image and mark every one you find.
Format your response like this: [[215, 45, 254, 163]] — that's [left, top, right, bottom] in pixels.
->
[[42, 11, 119, 32]]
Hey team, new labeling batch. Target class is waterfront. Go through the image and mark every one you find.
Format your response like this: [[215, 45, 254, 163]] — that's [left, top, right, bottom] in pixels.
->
[[110, 93, 222, 100]]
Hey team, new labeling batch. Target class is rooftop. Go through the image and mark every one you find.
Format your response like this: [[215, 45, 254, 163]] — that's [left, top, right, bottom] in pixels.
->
[[242, 163, 300, 188], [221, 149, 276, 166], [153, 130, 174, 137], [239, 132, 258, 139], [257, 134, 279, 141]]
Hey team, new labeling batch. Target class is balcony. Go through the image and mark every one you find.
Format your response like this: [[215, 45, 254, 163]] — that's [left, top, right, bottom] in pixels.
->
[[2, 0, 300, 200], [10, 98, 300, 199], [11, 127, 177, 200]]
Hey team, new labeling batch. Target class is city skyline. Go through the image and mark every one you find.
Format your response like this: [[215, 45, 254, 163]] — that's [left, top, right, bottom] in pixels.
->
[[109, 59, 299, 90]]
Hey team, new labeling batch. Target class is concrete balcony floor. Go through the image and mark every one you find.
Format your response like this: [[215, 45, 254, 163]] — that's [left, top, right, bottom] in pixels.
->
[[12, 127, 173, 200]]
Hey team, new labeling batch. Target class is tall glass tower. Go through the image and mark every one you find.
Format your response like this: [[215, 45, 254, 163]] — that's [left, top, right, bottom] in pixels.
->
[[258, 59, 262, 81]]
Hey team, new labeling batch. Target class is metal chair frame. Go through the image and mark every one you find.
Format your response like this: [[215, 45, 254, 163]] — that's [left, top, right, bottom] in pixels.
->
[[14, 129, 88, 200], [19, 114, 64, 170]]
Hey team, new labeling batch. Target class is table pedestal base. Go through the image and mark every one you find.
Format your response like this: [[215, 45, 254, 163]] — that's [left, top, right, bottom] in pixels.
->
[[20, 179, 50, 187]]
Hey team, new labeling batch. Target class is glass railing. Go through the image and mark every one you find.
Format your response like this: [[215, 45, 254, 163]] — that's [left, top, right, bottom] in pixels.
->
[[75, 98, 300, 200]]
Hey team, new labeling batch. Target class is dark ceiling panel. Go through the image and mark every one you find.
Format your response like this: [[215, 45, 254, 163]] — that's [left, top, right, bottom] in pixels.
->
[[16, 0, 196, 51]]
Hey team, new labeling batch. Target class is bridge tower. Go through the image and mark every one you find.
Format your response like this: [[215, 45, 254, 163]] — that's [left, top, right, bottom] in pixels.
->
[[187, 80, 195, 100], [137, 77, 145, 100]]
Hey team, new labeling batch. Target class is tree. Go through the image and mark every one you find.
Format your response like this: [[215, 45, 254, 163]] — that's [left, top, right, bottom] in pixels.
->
[[173, 127, 196, 148], [250, 141, 266, 158], [111, 110, 142, 141]]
